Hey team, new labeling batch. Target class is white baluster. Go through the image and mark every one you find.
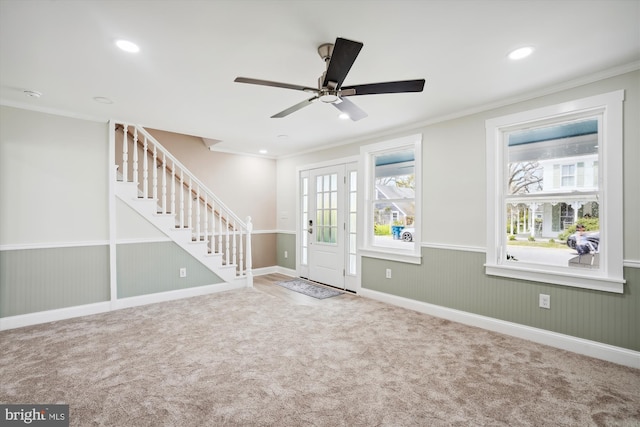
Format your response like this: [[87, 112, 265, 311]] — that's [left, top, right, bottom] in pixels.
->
[[245, 216, 253, 287], [162, 154, 167, 214], [218, 208, 223, 256], [212, 201, 216, 253], [152, 146, 158, 200], [238, 227, 244, 277], [204, 194, 209, 252], [179, 171, 184, 228], [188, 178, 193, 233], [122, 125, 128, 182], [142, 137, 148, 198], [211, 199, 217, 254], [171, 162, 176, 215], [195, 186, 201, 241], [225, 215, 230, 265], [232, 219, 237, 267], [132, 127, 138, 186]]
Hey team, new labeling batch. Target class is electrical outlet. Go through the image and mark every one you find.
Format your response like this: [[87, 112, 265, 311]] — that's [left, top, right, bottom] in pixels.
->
[[179, 267, 187, 278], [385, 268, 392, 279], [284, 251, 288, 259], [539, 293, 550, 309]]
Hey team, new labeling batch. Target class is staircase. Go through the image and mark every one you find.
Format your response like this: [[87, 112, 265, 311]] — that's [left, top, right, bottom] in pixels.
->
[[112, 122, 252, 286]]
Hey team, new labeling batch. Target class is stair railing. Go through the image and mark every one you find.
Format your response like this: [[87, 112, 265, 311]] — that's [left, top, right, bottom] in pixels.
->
[[113, 121, 252, 283]]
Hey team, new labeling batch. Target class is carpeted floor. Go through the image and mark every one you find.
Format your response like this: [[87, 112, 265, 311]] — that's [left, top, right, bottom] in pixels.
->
[[1, 281, 639, 426]]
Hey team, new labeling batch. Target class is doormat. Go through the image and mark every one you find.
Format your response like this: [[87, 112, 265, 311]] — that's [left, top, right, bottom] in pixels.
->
[[275, 279, 343, 299]]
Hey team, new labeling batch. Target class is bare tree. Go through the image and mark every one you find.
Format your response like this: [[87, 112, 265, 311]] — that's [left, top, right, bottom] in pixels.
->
[[509, 162, 543, 194], [375, 174, 415, 189]]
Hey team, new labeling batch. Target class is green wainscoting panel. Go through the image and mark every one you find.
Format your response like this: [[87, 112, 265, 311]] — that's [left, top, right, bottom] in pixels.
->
[[276, 233, 296, 270], [0, 245, 110, 317], [362, 247, 639, 352], [116, 241, 223, 298]]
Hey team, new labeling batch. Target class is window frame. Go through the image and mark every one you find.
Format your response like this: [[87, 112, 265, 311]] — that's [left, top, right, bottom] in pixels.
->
[[359, 134, 422, 264], [485, 90, 625, 293], [560, 163, 577, 187]]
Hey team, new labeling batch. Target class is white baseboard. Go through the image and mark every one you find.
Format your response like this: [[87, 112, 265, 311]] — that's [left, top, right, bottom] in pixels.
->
[[0, 282, 247, 331], [111, 281, 246, 310], [1, 271, 291, 331], [358, 288, 640, 369], [0, 301, 112, 331], [252, 266, 297, 277]]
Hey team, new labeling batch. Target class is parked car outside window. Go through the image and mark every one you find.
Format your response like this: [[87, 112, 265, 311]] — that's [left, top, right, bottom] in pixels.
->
[[566, 231, 599, 251]]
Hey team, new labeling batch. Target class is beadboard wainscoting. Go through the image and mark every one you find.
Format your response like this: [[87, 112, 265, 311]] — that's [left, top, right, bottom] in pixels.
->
[[361, 247, 639, 357], [116, 241, 224, 298], [0, 245, 110, 318]]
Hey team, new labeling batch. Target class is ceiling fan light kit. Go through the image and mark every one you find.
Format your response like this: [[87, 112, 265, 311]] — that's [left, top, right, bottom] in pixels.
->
[[234, 37, 425, 121]]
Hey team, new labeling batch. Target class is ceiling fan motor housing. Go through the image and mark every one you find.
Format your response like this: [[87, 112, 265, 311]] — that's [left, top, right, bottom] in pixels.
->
[[317, 43, 334, 63]]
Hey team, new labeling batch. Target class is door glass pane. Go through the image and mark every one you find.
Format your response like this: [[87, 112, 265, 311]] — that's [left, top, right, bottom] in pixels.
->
[[315, 173, 338, 245], [348, 169, 357, 276], [301, 176, 308, 266]]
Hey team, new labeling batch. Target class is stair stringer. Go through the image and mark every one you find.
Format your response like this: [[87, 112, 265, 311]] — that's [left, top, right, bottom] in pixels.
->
[[115, 181, 241, 284]]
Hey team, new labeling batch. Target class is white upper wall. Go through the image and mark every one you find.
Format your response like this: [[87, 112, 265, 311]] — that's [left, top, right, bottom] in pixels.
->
[[0, 106, 109, 246]]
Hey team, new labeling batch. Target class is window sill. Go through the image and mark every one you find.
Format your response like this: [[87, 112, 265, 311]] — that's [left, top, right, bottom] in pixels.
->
[[360, 247, 422, 265], [485, 263, 625, 293]]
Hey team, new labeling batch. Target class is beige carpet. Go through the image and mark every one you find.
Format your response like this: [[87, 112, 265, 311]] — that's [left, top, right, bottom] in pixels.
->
[[1, 285, 639, 426]]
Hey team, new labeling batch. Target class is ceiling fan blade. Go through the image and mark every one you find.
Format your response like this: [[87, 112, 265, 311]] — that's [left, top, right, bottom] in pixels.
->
[[235, 77, 318, 94], [271, 96, 318, 118], [332, 97, 368, 121], [323, 38, 363, 89], [341, 79, 425, 96]]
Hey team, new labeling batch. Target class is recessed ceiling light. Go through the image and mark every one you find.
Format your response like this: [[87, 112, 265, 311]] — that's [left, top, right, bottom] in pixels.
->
[[338, 113, 350, 120], [116, 39, 140, 53], [23, 90, 42, 98], [259, 149, 268, 154], [508, 46, 534, 60], [93, 96, 113, 104]]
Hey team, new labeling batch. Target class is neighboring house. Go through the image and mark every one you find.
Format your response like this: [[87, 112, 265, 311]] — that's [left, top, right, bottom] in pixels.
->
[[374, 184, 415, 226], [506, 121, 599, 238]]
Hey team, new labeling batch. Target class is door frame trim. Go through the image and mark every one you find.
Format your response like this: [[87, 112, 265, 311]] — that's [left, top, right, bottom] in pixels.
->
[[296, 156, 359, 292]]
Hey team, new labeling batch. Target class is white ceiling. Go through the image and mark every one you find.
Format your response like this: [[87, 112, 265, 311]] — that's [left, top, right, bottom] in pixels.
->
[[1, 0, 638, 158]]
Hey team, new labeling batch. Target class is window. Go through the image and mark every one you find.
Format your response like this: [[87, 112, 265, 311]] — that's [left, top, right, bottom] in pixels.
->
[[486, 91, 624, 293], [560, 164, 576, 187], [360, 134, 422, 264]]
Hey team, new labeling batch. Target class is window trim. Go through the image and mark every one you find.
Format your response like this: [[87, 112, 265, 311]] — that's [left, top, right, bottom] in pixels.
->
[[359, 134, 422, 265], [560, 163, 577, 187], [485, 90, 625, 293]]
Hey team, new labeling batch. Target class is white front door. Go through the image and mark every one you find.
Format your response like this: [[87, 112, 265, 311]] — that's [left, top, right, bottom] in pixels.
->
[[306, 165, 345, 288]]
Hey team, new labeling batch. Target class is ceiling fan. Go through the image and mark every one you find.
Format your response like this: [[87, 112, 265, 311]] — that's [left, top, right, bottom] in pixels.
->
[[234, 37, 425, 121]]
